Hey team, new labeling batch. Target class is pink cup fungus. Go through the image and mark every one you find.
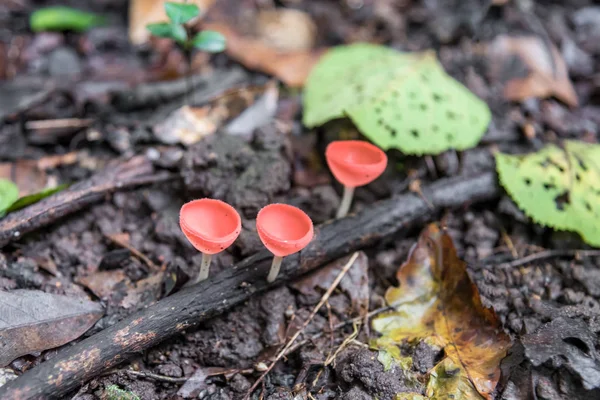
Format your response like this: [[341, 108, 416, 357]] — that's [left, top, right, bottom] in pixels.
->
[[256, 203, 314, 282], [180, 198, 241, 283], [325, 140, 387, 218]]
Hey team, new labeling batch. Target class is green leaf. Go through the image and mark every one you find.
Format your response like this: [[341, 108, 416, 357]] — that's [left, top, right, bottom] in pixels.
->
[[164, 2, 199, 25], [170, 24, 187, 44], [192, 30, 226, 53], [0, 180, 19, 218], [147, 23, 187, 44], [146, 22, 174, 38], [6, 184, 69, 214], [303, 44, 491, 155], [30, 6, 105, 32], [496, 140, 600, 247]]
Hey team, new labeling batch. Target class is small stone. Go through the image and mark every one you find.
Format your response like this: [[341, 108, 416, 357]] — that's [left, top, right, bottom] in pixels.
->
[[48, 47, 82, 77]]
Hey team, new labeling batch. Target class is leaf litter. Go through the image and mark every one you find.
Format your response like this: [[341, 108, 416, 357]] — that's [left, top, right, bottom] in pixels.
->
[[0, 290, 103, 366], [372, 223, 511, 399], [487, 35, 578, 107]]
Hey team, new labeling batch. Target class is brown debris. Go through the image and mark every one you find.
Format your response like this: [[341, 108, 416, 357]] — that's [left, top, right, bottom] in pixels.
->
[[487, 35, 579, 107]]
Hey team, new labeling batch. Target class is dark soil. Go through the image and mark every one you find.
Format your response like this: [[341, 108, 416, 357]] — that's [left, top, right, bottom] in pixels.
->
[[2, 0, 600, 399]]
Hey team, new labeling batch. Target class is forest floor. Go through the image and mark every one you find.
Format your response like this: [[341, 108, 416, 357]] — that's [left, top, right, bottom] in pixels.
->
[[1, 0, 600, 399]]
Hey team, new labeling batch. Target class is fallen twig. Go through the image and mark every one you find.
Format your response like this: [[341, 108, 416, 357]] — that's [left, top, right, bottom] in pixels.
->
[[284, 305, 394, 356], [124, 370, 188, 383], [0, 157, 174, 248], [491, 248, 600, 269], [245, 252, 360, 399], [0, 172, 499, 400], [106, 233, 161, 271]]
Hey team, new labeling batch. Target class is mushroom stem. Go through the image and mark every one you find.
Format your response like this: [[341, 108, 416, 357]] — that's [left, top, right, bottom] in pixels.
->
[[196, 253, 213, 283], [267, 256, 284, 283], [336, 186, 355, 219]]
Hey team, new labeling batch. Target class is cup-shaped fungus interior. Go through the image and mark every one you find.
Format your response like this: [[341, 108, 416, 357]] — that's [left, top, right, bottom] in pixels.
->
[[180, 199, 241, 254], [326, 140, 388, 188], [256, 204, 314, 257]]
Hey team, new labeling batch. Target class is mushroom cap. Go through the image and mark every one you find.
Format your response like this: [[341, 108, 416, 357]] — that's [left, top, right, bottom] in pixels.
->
[[325, 140, 387, 188], [256, 203, 314, 257], [179, 198, 241, 255]]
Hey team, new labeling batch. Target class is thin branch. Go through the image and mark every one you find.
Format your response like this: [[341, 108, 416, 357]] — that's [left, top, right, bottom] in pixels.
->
[[492, 249, 600, 269], [106, 233, 161, 271], [244, 252, 360, 399]]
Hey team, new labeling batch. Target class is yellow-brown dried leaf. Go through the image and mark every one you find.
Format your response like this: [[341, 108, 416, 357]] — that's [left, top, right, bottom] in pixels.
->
[[373, 224, 511, 399]]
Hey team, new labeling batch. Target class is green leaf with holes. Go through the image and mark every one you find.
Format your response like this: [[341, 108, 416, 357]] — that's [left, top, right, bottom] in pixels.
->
[[303, 43, 491, 155], [496, 140, 600, 247]]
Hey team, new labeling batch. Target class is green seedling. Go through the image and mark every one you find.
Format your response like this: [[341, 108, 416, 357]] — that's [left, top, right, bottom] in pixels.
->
[[0, 180, 69, 218], [496, 140, 600, 246], [303, 43, 491, 155], [146, 2, 225, 53], [0, 180, 19, 218], [30, 6, 105, 32]]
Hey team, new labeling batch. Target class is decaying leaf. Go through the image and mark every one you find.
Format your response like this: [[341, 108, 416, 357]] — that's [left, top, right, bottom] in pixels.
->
[[204, 22, 325, 87], [0, 290, 103, 366], [495, 140, 600, 246], [303, 44, 491, 155], [371, 336, 414, 372], [520, 317, 600, 390], [372, 224, 511, 399], [291, 251, 369, 317], [254, 9, 317, 52], [77, 270, 132, 300], [426, 358, 483, 400], [154, 83, 276, 145], [120, 272, 165, 310], [129, 0, 214, 45], [487, 35, 578, 107]]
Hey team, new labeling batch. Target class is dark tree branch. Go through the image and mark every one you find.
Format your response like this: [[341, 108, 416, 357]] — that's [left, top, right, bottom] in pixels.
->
[[0, 156, 170, 248], [0, 172, 499, 400]]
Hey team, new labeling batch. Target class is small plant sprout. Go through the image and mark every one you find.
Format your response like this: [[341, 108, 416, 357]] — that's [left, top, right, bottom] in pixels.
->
[[179, 199, 241, 283], [146, 2, 226, 53], [256, 204, 314, 283], [326, 140, 388, 218]]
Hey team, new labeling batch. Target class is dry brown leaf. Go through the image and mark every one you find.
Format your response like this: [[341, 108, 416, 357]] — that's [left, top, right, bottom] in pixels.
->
[[129, 0, 215, 45], [204, 22, 326, 87], [0, 290, 103, 366], [77, 270, 131, 299], [255, 9, 317, 52], [0, 160, 49, 197], [121, 272, 164, 309], [373, 223, 511, 399], [487, 35, 578, 107]]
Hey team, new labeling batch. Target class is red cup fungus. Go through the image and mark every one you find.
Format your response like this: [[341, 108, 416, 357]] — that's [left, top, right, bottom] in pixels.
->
[[325, 140, 387, 218], [256, 203, 314, 282], [180, 198, 241, 283]]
